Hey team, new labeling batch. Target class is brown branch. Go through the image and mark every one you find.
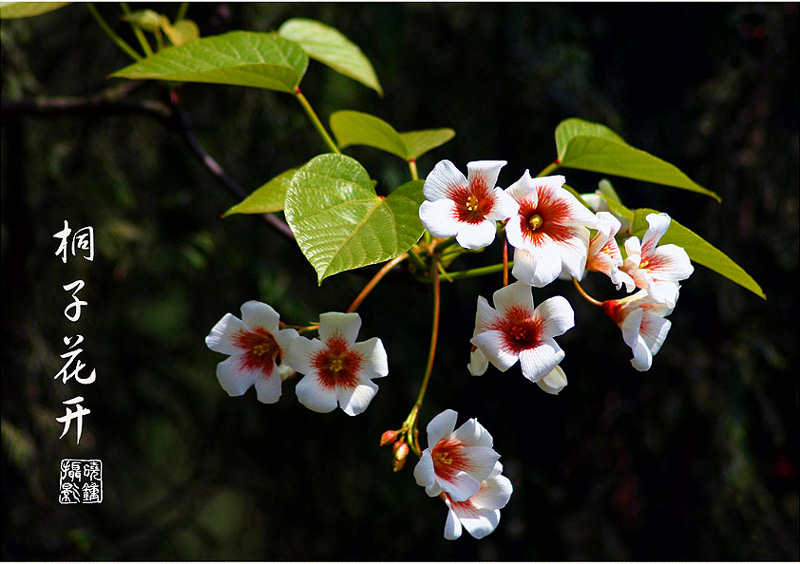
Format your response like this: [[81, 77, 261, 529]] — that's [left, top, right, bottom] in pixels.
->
[[1, 83, 296, 243]]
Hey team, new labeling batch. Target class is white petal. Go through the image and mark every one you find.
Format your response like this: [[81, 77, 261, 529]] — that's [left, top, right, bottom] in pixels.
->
[[512, 244, 562, 288], [295, 373, 338, 413], [535, 295, 575, 338], [274, 327, 300, 357], [475, 295, 501, 334], [459, 445, 501, 482], [492, 281, 534, 318], [352, 337, 389, 378], [439, 470, 482, 502], [642, 212, 671, 253], [518, 341, 564, 383], [466, 160, 506, 190], [536, 365, 568, 395], [472, 472, 513, 510], [254, 370, 282, 404], [455, 219, 498, 250], [423, 159, 467, 201], [459, 508, 500, 540], [337, 380, 379, 416], [471, 330, 519, 372], [216, 356, 259, 397], [318, 311, 361, 344], [453, 418, 494, 449], [420, 199, 460, 238], [468, 347, 489, 376], [629, 336, 654, 371], [285, 336, 324, 376], [649, 244, 695, 281], [505, 169, 538, 205], [205, 313, 246, 355], [426, 409, 458, 446], [240, 300, 280, 332], [640, 313, 672, 355], [413, 450, 437, 489], [486, 188, 519, 222], [552, 226, 590, 279], [444, 505, 464, 540]]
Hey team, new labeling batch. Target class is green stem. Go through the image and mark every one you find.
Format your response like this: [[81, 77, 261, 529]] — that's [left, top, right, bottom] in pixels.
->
[[408, 159, 419, 181], [175, 2, 189, 21], [536, 161, 560, 177], [420, 261, 513, 283], [120, 3, 154, 57], [294, 89, 340, 154], [346, 253, 407, 314], [86, 3, 142, 61]]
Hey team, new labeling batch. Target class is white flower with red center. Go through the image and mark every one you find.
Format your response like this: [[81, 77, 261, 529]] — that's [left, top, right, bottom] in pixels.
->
[[621, 212, 693, 307], [205, 301, 299, 404], [413, 409, 501, 502], [471, 281, 575, 384], [504, 171, 598, 287], [586, 211, 635, 291], [419, 159, 518, 250], [442, 461, 513, 540], [603, 290, 675, 371], [286, 312, 388, 416]]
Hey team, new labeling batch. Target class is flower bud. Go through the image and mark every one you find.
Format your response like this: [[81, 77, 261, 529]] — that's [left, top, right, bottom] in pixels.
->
[[379, 430, 397, 447], [536, 365, 567, 395]]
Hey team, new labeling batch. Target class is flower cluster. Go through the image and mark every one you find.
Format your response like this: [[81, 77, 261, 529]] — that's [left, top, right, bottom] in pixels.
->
[[420, 159, 694, 376], [205, 302, 388, 415]]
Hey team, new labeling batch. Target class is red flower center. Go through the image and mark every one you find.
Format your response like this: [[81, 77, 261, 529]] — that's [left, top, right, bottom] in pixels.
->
[[235, 328, 280, 375], [493, 305, 542, 354], [432, 437, 470, 481], [517, 188, 572, 244], [448, 175, 495, 224], [312, 333, 363, 390]]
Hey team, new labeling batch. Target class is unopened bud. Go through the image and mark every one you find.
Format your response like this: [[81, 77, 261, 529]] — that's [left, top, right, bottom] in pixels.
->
[[379, 430, 397, 447], [392, 456, 407, 472], [393, 440, 410, 462]]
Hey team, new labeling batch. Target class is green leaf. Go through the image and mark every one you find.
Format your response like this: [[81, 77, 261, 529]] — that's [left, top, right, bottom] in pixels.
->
[[399, 129, 457, 160], [0, 2, 69, 18], [330, 110, 455, 161], [554, 118, 721, 202], [161, 18, 200, 46], [285, 154, 425, 283], [111, 31, 308, 92], [222, 169, 297, 216], [278, 18, 382, 96], [602, 197, 764, 299]]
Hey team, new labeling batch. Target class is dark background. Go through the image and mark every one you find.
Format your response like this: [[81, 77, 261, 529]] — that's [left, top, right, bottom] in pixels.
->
[[2, 3, 798, 560]]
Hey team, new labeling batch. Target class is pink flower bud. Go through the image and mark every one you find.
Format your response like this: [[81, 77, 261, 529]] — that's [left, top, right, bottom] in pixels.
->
[[380, 430, 398, 447]]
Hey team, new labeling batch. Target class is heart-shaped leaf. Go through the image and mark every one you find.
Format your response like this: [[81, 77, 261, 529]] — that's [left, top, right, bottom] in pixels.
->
[[111, 31, 308, 92], [0, 2, 69, 19], [279, 18, 382, 96], [330, 110, 455, 160], [285, 154, 425, 283], [555, 118, 721, 202], [222, 168, 297, 216]]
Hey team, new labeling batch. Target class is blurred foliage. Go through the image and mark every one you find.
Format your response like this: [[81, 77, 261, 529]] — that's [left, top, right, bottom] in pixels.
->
[[2, 2, 798, 560]]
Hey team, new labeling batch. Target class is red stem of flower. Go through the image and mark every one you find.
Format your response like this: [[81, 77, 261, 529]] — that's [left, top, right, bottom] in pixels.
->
[[503, 237, 509, 286], [346, 253, 408, 314], [573, 277, 604, 307]]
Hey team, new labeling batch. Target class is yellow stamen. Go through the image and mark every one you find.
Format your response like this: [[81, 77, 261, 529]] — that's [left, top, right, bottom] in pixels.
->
[[528, 213, 544, 230], [328, 357, 344, 373], [465, 194, 480, 212]]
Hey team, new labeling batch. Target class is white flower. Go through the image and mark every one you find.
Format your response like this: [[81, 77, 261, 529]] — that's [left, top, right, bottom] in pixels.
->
[[621, 213, 693, 307], [505, 171, 598, 287], [442, 461, 513, 540], [467, 346, 489, 376], [535, 365, 568, 395], [471, 281, 575, 384], [419, 159, 518, 250], [205, 301, 299, 404], [413, 409, 501, 502], [586, 211, 635, 291], [603, 290, 675, 371], [286, 312, 388, 416]]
